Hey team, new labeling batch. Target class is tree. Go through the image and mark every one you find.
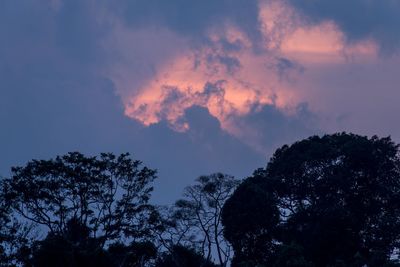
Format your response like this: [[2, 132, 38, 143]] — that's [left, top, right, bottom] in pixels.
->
[[19, 218, 158, 267], [155, 245, 218, 267], [3, 152, 158, 249], [24, 218, 111, 267], [0, 180, 31, 266], [0, 180, 16, 265], [160, 173, 239, 266], [107, 241, 158, 267], [221, 171, 280, 266], [222, 133, 400, 267]]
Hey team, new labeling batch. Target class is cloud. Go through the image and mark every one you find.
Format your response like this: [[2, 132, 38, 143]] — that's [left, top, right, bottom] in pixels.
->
[[137, 106, 266, 201], [290, 53, 400, 139], [271, 57, 305, 82], [117, 24, 302, 135], [0, 73, 265, 203], [286, 0, 400, 54], [0, 0, 267, 204], [109, 0, 262, 43], [226, 103, 320, 154], [104, 0, 385, 152], [3, 0, 400, 207]]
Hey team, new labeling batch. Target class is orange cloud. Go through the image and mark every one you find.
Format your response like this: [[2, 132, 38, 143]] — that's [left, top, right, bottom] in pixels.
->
[[281, 21, 378, 64], [123, 31, 297, 133], [106, 0, 379, 145]]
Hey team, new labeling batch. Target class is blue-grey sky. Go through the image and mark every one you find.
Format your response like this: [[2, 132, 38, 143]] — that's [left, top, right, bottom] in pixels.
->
[[1, 0, 400, 203]]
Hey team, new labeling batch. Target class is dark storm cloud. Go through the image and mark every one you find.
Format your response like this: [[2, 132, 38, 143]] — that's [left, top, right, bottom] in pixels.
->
[[111, 0, 262, 42], [138, 106, 265, 202], [269, 57, 305, 82], [209, 55, 242, 74], [287, 0, 400, 53], [231, 103, 320, 155]]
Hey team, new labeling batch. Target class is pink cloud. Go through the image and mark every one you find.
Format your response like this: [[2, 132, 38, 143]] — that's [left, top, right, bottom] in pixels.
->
[[99, 0, 399, 152]]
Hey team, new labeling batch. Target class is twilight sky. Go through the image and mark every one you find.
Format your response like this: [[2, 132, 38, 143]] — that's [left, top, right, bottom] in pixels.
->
[[1, 0, 400, 203]]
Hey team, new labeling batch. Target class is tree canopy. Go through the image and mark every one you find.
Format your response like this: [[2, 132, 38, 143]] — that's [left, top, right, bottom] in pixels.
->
[[3, 133, 400, 266], [155, 245, 218, 267], [0, 152, 160, 266], [159, 173, 239, 266], [3, 152, 157, 245], [222, 133, 400, 266]]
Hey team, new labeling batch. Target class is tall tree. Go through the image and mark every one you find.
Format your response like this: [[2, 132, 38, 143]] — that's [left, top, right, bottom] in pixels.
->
[[3, 152, 158, 248], [161, 173, 239, 266], [221, 171, 280, 266], [222, 133, 400, 267]]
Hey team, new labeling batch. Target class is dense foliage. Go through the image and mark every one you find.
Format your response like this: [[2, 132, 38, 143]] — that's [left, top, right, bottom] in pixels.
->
[[222, 133, 400, 266], [2, 133, 400, 266]]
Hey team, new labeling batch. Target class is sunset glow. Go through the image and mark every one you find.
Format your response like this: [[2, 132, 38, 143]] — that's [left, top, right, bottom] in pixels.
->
[[3, 0, 400, 214], [112, 0, 378, 139]]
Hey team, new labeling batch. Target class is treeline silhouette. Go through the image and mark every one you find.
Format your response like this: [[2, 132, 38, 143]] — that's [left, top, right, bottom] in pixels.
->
[[1, 133, 400, 267]]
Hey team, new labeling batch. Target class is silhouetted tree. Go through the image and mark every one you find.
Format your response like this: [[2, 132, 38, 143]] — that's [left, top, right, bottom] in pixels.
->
[[19, 219, 157, 267], [160, 173, 239, 266], [221, 171, 280, 266], [0, 180, 15, 265], [2, 152, 159, 266], [22, 218, 111, 267], [155, 245, 218, 267], [272, 242, 314, 267], [107, 241, 158, 267], [222, 133, 400, 267], [0, 180, 32, 266]]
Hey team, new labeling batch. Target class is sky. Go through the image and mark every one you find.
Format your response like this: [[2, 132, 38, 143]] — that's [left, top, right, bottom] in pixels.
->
[[1, 0, 400, 203]]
